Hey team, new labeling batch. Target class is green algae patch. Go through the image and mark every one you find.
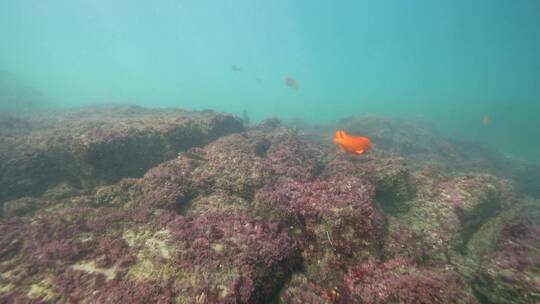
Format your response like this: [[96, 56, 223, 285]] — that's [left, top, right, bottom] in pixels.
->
[[183, 193, 249, 217], [73, 261, 117, 281], [123, 228, 180, 282], [123, 228, 172, 260], [401, 199, 459, 261], [0, 283, 14, 296], [466, 212, 506, 262], [127, 259, 156, 280], [27, 278, 57, 301]]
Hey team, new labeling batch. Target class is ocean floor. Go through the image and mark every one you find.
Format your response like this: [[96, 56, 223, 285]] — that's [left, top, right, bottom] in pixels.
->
[[0, 105, 539, 303]]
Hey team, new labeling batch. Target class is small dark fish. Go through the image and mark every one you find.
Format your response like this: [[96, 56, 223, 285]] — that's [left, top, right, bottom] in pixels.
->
[[283, 75, 299, 89], [231, 65, 242, 72]]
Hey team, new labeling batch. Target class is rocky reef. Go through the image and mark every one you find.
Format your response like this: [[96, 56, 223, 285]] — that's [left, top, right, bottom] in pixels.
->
[[0, 105, 244, 207], [0, 110, 538, 303]]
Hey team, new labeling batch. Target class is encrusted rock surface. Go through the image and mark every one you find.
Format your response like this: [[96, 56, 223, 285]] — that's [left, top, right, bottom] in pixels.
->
[[0, 105, 244, 206], [0, 111, 538, 303]]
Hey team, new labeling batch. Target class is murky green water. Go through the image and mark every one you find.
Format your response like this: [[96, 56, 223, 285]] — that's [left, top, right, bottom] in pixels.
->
[[1, 0, 539, 162]]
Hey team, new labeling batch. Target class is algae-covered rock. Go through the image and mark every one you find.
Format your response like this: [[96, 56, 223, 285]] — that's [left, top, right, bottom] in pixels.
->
[[321, 151, 414, 213], [1, 114, 538, 303], [384, 172, 513, 263], [256, 174, 384, 292], [472, 218, 540, 304], [278, 273, 328, 304], [2, 183, 83, 218], [0, 203, 300, 303], [193, 126, 324, 200], [345, 257, 476, 304], [0, 105, 243, 205]]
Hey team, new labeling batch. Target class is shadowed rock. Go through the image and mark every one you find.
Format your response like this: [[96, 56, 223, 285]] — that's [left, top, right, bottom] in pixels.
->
[[0, 105, 243, 206]]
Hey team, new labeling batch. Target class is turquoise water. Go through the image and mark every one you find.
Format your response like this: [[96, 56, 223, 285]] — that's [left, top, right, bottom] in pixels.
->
[[1, 0, 539, 162]]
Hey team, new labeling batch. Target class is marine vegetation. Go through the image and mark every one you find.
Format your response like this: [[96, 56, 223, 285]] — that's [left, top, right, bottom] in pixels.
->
[[0, 106, 538, 304]]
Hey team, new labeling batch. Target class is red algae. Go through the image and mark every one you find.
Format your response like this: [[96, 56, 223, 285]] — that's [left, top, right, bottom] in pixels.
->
[[0, 114, 538, 303]]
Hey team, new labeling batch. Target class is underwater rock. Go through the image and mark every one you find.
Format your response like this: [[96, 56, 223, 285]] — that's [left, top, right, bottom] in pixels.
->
[[384, 172, 514, 263], [0, 203, 300, 303], [255, 174, 384, 292], [192, 126, 323, 200], [0, 114, 33, 137], [0, 105, 243, 205], [345, 257, 476, 304], [511, 162, 540, 199], [192, 133, 273, 200], [183, 191, 250, 217], [138, 153, 199, 211], [1, 115, 537, 303], [92, 178, 142, 208], [2, 197, 39, 218], [472, 218, 540, 304], [1, 183, 83, 218], [278, 273, 328, 303], [322, 151, 414, 213]]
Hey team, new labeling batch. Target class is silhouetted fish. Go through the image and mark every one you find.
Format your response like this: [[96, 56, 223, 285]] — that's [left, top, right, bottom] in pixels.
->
[[483, 115, 491, 125], [283, 75, 299, 89]]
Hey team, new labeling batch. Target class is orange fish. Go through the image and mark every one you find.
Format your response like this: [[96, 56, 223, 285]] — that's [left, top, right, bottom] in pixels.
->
[[482, 115, 490, 125], [333, 130, 373, 155]]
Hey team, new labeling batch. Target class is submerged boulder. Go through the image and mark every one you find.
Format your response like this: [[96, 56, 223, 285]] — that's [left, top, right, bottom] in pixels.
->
[[255, 174, 384, 293], [278, 273, 328, 303], [384, 171, 514, 263], [321, 151, 414, 212], [0, 206, 300, 303], [472, 218, 540, 304], [0, 105, 243, 206], [345, 257, 476, 304]]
